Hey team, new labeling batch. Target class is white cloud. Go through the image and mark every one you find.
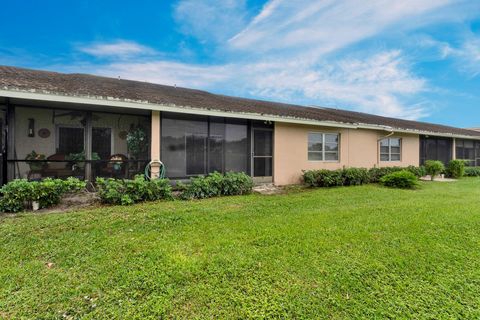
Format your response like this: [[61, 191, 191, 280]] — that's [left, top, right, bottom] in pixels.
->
[[68, 0, 472, 120], [75, 50, 426, 120], [229, 0, 453, 56], [173, 0, 248, 42], [78, 40, 155, 58], [456, 36, 480, 77]]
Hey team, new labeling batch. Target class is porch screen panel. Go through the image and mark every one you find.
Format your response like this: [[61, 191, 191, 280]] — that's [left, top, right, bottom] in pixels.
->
[[420, 136, 453, 165], [456, 139, 476, 166], [225, 120, 248, 173], [208, 118, 225, 173], [91, 112, 151, 180], [161, 113, 208, 178], [161, 113, 250, 179]]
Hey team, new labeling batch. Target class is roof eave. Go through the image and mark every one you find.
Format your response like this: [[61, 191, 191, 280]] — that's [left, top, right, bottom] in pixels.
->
[[1, 88, 479, 140]]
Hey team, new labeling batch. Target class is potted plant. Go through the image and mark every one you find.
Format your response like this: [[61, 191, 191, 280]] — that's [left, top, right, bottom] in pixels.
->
[[66, 151, 100, 170], [25, 150, 46, 171]]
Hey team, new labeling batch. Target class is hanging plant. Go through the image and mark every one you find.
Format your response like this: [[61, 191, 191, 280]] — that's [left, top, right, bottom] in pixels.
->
[[127, 127, 149, 159]]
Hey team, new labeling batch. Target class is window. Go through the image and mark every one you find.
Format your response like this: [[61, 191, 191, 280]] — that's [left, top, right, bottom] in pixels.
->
[[57, 126, 84, 155], [380, 138, 401, 161], [308, 133, 339, 161]]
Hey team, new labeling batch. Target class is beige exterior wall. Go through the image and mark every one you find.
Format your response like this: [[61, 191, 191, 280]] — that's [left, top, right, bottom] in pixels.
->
[[274, 122, 420, 185]]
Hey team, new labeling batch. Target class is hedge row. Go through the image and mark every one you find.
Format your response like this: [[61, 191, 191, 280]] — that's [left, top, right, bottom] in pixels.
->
[[465, 167, 480, 177], [0, 177, 86, 213], [96, 172, 254, 205], [303, 166, 426, 188]]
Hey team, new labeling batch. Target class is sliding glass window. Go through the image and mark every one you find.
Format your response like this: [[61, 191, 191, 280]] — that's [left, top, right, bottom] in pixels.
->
[[161, 112, 249, 179], [456, 139, 477, 166]]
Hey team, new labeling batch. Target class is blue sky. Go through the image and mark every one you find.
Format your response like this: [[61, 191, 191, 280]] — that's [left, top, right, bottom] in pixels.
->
[[1, 0, 479, 127]]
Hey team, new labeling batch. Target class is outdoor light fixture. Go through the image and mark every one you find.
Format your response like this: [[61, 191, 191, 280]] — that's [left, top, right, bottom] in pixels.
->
[[28, 118, 35, 137]]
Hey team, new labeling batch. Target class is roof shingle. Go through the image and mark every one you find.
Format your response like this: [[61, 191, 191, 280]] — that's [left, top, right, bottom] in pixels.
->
[[0, 65, 479, 137]]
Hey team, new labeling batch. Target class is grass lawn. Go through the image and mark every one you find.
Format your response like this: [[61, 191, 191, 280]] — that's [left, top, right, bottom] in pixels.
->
[[2, 179, 480, 319]]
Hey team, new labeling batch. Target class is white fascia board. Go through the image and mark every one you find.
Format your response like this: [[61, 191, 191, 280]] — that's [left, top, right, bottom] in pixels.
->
[[0, 89, 357, 129], [1, 89, 479, 140]]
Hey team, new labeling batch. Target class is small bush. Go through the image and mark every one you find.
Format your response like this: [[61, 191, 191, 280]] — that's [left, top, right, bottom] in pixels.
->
[[179, 172, 253, 200], [405, 165, 427, 178], [96, 175, 172, 205], [342, 168, 370, 186], [425, 160, 445, 181], [380, 170, 419, 189], [302, 169, 344, 188], [0, 178, 86, 212], [465, 167, 480, 177], [446, 160, 465, 179]]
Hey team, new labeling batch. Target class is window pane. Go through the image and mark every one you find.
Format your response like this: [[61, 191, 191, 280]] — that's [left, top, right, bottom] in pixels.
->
[[325, 134, 338, 144], [380, 139, 389, 147], [390, 138, 401, 147], [380, 146, 389, 154], [308, 152, 323, 161], [325, 152, 338, 161], [325, 144, 338, 152], [380, 154, 389, 161], [390, 154, 401, 161], [391, 146, 401, 154], [308, 133, 323, 152]]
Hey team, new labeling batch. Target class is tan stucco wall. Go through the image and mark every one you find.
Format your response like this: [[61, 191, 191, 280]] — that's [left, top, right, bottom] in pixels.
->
[[274, 122, 420, 185]]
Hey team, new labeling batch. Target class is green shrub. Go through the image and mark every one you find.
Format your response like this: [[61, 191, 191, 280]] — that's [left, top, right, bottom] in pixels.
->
[[96, 175, 172, 205], [465, 167, 480, 177], [0, 178, 86, 212], [405, 165, 427, 178], [342, 168, 370, 186], [425, 160, 445, 181], [380, 170, 419, 189], [446, 160, 465, 179], [179, 172, 253, 200], [302, 169, 344, 188], [222, 172, 254, 196], [0, 179, 35, 212], [304, 166, 426, 187]]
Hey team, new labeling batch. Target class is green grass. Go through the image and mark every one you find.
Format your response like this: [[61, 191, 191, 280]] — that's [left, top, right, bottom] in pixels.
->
[[2, 179, 480, 319]]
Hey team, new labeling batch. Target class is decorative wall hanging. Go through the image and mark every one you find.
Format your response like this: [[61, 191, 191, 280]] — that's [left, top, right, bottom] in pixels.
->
[[38, 128, 51, 138]]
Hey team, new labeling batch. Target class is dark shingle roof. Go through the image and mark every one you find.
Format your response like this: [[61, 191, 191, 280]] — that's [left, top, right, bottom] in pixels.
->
[[0, 65, 479, 137]]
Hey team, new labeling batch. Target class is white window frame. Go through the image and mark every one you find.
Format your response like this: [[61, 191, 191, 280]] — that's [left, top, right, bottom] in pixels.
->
[[308, 132, 340, 162], [380, 137, 402, 162]]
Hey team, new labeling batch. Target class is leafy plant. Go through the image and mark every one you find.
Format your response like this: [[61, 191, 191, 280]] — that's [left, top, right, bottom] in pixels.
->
[[425, 160, 445, 181], [127, 127, 149, 159], [25, 150, 46, 171], [302, 169, 344, 188], [465, 167, 480, 177], [96, 175, 172, 205], [342, 168, 370, 186], [0, 178, 86, 212], [380, 170, 419, 189], [179, 172, 254, 200], [446, 160, 465, 179]]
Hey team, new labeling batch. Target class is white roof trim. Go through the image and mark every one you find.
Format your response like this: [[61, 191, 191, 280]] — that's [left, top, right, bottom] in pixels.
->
[[1, 89, 479, 140]]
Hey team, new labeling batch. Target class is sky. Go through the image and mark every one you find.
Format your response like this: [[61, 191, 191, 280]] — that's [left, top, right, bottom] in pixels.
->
[[0, 0, 479, 127]]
